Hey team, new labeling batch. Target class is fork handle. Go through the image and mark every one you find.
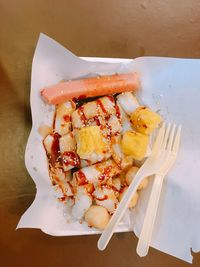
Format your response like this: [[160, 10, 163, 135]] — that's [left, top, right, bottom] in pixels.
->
[[98, 171, 145, 251], [136, 174, 164, 257]]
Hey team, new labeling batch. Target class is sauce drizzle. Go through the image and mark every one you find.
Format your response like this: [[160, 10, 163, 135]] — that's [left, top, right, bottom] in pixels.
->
[[72, 94, 87, 102], [78, 106, 87, 125], [62, 151, 80, 167], [97, 99, 107, 114], [50, 132, 61, 166], [95, 195, 108, 201], [107, 95, 115, 103], [77, 170, 88, 185], [92, 115, 101, 126], [115, 104, 121, 119], [98, 166, 112, 181], [63, 114, 71, 122]]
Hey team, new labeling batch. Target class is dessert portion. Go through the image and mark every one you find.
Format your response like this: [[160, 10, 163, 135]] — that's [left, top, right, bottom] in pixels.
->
[[41, 73, 162, 230]]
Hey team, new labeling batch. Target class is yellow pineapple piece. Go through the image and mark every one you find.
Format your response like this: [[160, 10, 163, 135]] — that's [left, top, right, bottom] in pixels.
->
[[121, 131, 149, 160], [76, 126, 107, 159], [130, 106, 162, 135]]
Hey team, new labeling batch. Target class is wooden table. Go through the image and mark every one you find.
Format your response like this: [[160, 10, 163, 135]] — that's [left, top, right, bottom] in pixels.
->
[[0, 0, 199, 266]]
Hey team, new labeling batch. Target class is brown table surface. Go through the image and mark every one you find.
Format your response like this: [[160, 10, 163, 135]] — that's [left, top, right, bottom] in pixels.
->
[[1, 0, 200, 266]]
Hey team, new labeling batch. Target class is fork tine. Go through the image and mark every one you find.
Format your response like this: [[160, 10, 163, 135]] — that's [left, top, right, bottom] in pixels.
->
[[152, 123, 165, 154], [166, 123, 176, 151], [172, 125, 182, 154], [161, 123, 171, 149]]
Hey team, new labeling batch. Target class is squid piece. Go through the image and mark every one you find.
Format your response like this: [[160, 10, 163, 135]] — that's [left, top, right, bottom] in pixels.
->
[[71, 186, 92, 220], [73, 159, 121, 185], [62, 152, 80, 171], [112, 177, 121, 192], [59, 132, 76, 152], [43, 133, 61, 167], [111, 135, 133, 170], [59, 133, 80, 171], [106, 114, 122, 136], [117, 102, 133, 133], [80, 159, 95, 168], [49, 168, 73, 197], [117, 92, 139, 115], [87, 115, 106, 128], [43, 134, 54, 155], [44, 132, 79, 171], [93, 186, 118, 213], [79, 157, 111, 168], [71, 96, 117, 129], [54, 101, 76, 135]]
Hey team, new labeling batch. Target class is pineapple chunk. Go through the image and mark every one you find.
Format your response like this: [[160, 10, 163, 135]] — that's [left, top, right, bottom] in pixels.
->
[[130, 106, 162, 135], [76, 126, 107, 159], [121, 131, 149, 160]]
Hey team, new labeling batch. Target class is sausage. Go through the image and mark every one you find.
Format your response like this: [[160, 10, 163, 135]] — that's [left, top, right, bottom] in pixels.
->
[[41, 72, 140, 104]]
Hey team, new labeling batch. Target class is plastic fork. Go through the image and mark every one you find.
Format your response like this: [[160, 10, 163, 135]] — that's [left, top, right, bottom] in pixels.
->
[[98, 123, 171, 251], [136, 124, 181, 257]]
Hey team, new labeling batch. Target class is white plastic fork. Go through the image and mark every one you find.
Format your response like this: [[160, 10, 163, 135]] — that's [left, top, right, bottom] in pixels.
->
[[136, 124, 181, 257], [98, 123, 171, 251]]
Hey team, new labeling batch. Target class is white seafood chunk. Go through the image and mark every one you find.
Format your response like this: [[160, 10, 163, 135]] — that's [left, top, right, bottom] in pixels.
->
[[82, 101, 98, 119], [111, 135, 133, 169], [117, 102, 133, 133], [62, 151, 80, 171], [117, 92, 139, 115], [80, 159, 97, 168], [73, 159, 121, 185], [118, 186, 139, 208], [72, 96, 116, 129], [72, 186, 92, 220], [96, 95, 116, 116], [79, 153, 111, 167], [59, 133, 76, 153], [43, 133, 61, 167], [87, 115, 106, 128], [50, 168, 73, 197], [59, 132, 79, 171], [73, 165, 100, 185], [71, 108, 85, 129], [43, 134, 54, 154], [85, 205, 110, 230], [125, 166, 148, 190], [93, 186, 118, 213], [106, 114, 122, 135], [54, 101, 75, 135], [112, 177, 121, 192]]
